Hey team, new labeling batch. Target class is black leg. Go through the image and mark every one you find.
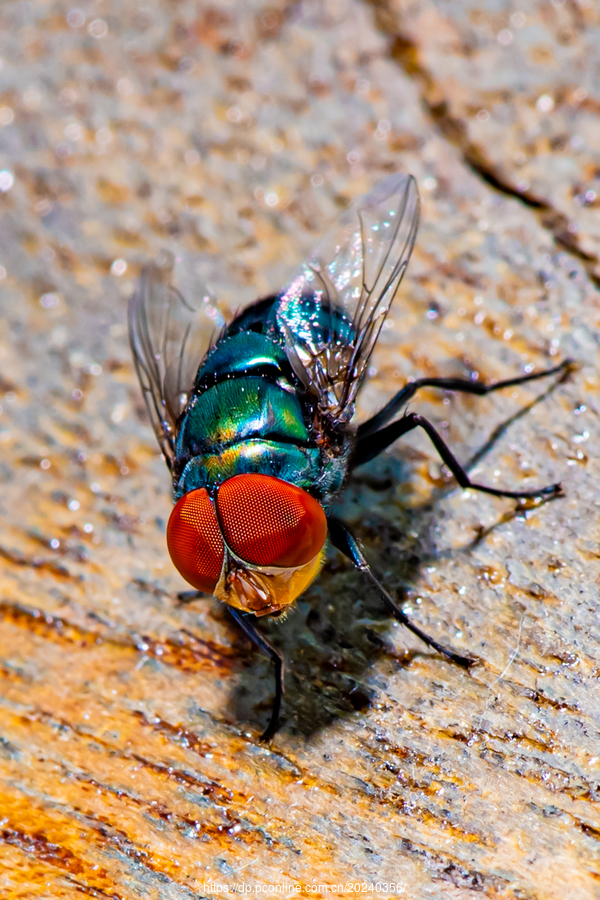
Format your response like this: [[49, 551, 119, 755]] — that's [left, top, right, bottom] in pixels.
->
[[353, 411, 562, 500], [228, 606, 284, 742], [328, 518, 474, 669], [176, 590, 205, 604], [357, 359, 575, 439]]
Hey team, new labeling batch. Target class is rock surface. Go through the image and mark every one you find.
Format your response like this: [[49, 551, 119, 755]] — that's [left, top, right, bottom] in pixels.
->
[[0, 1, 599, 897]]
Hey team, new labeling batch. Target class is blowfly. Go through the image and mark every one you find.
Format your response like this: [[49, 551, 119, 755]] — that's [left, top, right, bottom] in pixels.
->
[[129, 174, 571, 739]]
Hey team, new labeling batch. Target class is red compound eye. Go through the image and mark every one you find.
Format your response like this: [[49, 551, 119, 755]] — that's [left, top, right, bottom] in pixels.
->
[[217, 474, 327, 568], [166, 488, 225, 593]]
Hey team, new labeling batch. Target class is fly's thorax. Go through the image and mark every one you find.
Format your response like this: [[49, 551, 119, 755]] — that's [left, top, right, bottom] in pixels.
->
[[176, 440, 321, 497], [175, 432, 352, 504], [166, 476, 328, 615], [176, 377, 309, 458], [174, 384, 351, 505]]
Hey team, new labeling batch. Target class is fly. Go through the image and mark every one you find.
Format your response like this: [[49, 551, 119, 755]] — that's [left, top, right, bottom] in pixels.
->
[[128, 173, 573, 740]]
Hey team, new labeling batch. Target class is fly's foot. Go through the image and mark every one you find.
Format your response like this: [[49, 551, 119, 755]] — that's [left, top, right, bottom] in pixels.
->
[[445, 649, 479, 670], [540, 482, 563, 497], [559, 358, 582, 382], [426, 639, 478, 671], [516, 482, 563, 508]]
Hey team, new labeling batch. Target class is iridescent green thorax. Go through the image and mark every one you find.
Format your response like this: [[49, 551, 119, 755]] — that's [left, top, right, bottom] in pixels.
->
[[178, 376, 309, 453], [174, 294, 354, 503]]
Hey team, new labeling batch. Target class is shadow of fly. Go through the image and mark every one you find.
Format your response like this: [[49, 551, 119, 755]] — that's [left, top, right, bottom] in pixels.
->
[[128, 174, 573, 740]]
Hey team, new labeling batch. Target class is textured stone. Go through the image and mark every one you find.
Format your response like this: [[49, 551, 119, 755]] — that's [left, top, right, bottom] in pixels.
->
[[0, 1, 599, 897]]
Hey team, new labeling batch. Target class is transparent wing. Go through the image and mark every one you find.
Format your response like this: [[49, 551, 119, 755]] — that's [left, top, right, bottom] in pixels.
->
[[128, 250, 225, 470], [278, 173, 419, 424]]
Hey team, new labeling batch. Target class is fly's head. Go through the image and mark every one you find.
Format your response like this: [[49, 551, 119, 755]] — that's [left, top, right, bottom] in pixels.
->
[[166, 474, 327, 616]]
